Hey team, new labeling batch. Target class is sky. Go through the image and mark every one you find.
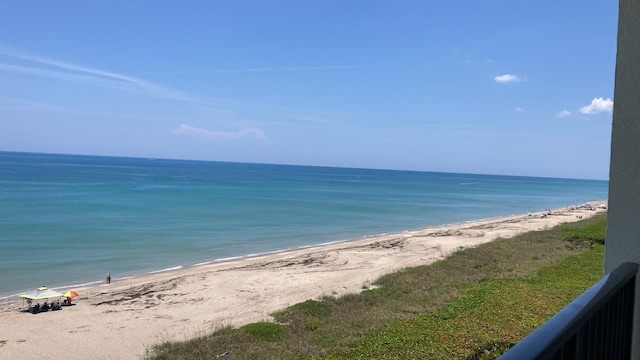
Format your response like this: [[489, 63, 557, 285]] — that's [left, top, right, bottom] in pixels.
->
[[0, 1, 617, 180]]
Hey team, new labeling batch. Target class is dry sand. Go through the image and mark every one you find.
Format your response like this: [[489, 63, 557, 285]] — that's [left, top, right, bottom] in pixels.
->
[[0, 205, 606, 359]]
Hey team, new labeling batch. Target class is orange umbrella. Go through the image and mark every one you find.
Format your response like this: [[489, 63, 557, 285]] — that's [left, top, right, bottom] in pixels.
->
[[62, 290, 78, 298]]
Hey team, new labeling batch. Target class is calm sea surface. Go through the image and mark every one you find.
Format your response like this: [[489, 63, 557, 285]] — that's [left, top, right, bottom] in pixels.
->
[[0, 152, 608, 298]]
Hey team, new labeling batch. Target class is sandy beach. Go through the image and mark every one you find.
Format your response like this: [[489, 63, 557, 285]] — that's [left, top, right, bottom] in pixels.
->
[[0, 205, 606, 359]]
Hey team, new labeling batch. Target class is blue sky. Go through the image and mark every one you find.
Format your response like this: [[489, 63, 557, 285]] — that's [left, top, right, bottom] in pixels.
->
[[0, 1, 616, 179]]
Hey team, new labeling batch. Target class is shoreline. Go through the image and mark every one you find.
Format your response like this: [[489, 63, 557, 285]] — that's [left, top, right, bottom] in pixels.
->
[[0, 203, 606, 360], [0, 203, 605, 301]]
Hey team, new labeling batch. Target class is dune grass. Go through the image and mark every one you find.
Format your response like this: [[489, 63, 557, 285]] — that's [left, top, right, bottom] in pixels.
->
[[145, 213, 606, 360]]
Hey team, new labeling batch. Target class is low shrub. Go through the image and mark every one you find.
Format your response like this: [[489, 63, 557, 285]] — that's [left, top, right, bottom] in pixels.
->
[[240, 322, 288, 342]]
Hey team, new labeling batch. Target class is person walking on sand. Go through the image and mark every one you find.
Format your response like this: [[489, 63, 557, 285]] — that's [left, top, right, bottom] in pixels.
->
[[106, 273, 111, 284]]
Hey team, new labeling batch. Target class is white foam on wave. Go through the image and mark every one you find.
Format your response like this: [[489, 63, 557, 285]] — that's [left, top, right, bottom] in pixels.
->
[[193, 261, 212, 266], [362, 233, 388, 239], [55, 280, 104, 290], [0, 279, 106, 301], [246, 249, 289, 257], [148, 266, 183, 274], [0, 293, 20, 301], [214, 256, 243, 262], [299, 240, 342, 249]]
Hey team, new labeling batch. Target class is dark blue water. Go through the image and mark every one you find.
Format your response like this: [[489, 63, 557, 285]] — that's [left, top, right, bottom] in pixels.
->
[[0, 151, 608, 297]]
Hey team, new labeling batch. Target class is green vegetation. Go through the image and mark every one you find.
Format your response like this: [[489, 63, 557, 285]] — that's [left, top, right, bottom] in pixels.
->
[[241, 322, 289, 342], [145, 213, 606, 360], [560, 217, 606, 244]]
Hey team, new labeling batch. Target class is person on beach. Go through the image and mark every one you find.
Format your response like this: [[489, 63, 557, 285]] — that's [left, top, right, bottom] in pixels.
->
[[106, 273, 111, 284]]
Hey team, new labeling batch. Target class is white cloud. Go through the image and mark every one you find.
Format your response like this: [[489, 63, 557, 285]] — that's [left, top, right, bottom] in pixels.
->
[[580, 97, 613, 114], [494, 74, 521, 83], [557, 110, 572, 118], [172, 124, 266, 140], [515, 107, 524, 112], [0, 46, 206, 104]]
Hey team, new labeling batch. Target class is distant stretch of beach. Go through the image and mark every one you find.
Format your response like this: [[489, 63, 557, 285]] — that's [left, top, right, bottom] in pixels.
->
[[0, 204, 606, 360]]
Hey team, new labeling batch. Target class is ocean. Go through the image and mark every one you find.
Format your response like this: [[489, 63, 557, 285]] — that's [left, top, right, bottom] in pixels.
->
[[0, 151, 608, 298]]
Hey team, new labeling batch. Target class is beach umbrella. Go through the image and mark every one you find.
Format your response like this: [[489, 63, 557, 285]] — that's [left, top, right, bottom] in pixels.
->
[[61, 290, 78, 298]]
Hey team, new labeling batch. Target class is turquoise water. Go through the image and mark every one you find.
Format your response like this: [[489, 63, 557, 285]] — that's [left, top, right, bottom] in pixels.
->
[[0, 151, 608, 297]]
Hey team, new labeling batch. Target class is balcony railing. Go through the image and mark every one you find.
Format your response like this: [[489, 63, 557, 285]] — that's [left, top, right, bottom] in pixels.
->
[[499, 262, 638, 360]]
